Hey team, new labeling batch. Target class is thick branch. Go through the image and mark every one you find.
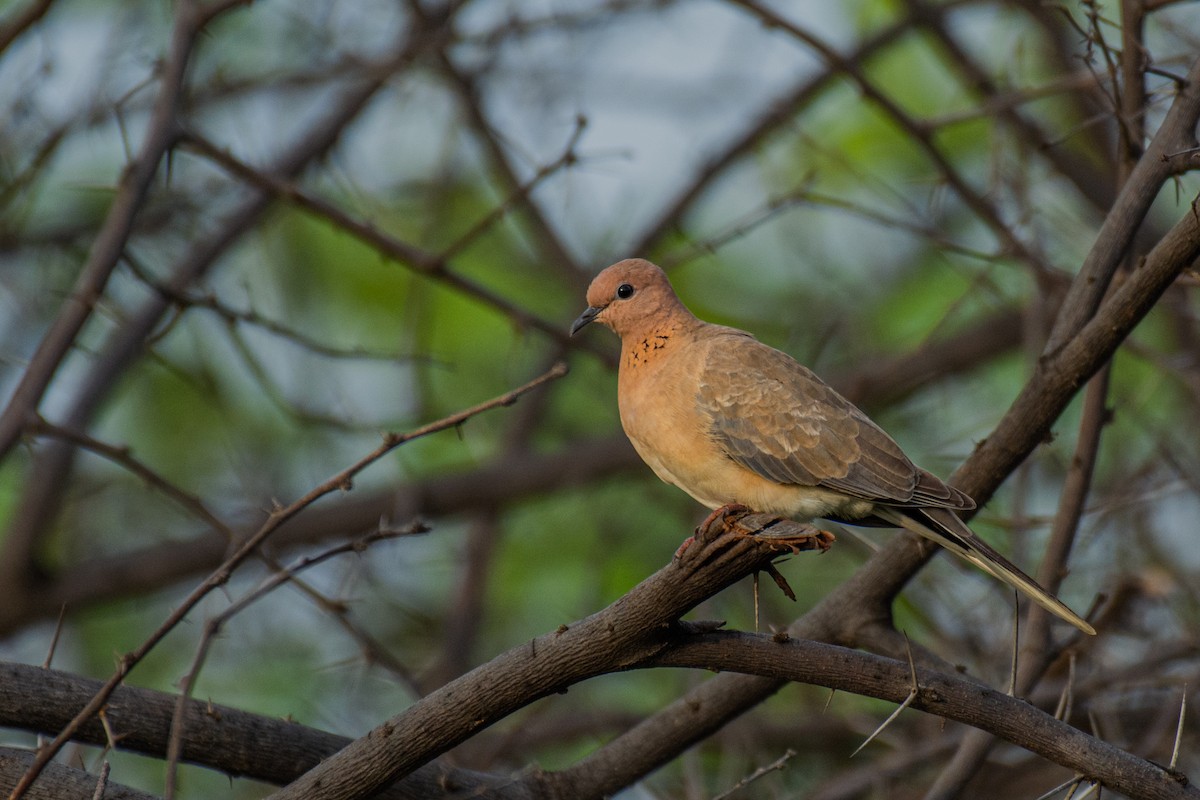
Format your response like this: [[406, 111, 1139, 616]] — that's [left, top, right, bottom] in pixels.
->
[[267, 512, 832, 800], [0, 748, 157, 800], [5, 363, 567, 799], [646, 634, 1196, 800], [0, 664, 505, 800]]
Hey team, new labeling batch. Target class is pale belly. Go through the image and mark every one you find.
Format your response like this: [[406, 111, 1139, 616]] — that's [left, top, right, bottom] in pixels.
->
[[625, 425, 875, 523]]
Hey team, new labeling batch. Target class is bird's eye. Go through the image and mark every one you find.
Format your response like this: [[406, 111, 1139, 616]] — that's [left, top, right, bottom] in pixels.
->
[[616, 283, 635, 299]]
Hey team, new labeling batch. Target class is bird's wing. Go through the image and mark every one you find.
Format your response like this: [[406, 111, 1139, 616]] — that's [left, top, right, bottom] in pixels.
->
[[695, 330, 973, 510]]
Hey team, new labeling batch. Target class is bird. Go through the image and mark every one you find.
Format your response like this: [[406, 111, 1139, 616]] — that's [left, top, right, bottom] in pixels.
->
[[570, 258, 1094, 635]]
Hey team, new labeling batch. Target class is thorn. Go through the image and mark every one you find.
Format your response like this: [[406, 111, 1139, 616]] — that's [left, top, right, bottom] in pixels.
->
[[852, 633, 919, 757], [753, 571, 760, 633], [1170, 684, 1187, 770], [42, 604, 68, 669], [1033, 775, 1085, 800], [1054, 652, 1076, 721], [1009, 588, 1020, 697], [763, 562, 796, 601]]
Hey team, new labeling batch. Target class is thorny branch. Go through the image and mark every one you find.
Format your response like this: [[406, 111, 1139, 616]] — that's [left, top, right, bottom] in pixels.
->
[[5, 362, 567, 800]]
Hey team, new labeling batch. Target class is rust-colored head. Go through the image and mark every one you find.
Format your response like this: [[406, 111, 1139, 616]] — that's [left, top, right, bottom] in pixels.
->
[[570, 259, 691, 340]]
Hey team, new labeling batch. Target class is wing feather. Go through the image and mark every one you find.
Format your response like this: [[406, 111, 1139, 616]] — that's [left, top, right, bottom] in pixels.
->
[[695, 329, 970, 510]]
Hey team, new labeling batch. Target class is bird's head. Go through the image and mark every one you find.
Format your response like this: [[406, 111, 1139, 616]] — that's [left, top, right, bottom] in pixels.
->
[[570, 258, 688, 339]]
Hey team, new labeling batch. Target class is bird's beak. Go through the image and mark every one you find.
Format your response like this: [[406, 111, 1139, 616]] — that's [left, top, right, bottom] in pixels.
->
[[570, 305, 602, 336]]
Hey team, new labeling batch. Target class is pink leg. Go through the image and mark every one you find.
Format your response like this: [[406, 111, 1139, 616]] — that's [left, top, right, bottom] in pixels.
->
[[675, 503, 753, 558]]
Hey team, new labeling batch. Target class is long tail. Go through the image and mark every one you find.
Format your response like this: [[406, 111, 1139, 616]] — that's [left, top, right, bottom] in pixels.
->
[[874, 506, 1096, 635]]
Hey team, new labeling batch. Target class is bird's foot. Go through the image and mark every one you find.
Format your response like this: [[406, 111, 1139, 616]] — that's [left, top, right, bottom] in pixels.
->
[[697, 503, 752, 532], [675, 503, 754, 558], [673, 536, 695, 560], [751, 525, 837, 555]]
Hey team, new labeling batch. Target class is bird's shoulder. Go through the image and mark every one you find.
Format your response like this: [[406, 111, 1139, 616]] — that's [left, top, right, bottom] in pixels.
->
[[691, 325, 846, 415]]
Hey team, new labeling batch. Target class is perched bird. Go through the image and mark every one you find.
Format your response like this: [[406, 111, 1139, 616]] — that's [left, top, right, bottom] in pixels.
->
[[571, 258, 1094, 635]]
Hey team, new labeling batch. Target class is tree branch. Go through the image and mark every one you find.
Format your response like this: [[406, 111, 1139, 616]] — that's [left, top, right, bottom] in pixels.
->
[[0, 664, 509, 800], [5, 363, 568, 799], [267, 511, 833, 800], [0, 747, 157, 800]]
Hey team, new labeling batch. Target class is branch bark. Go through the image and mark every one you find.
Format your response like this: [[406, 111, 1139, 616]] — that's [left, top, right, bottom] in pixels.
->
[[0, 748, 157, 800], [0, 664, 507, 800], [267, 511, 833, 800]]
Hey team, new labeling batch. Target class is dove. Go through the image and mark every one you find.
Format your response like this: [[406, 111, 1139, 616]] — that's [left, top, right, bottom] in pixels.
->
[[571, 258, 1094, 634]]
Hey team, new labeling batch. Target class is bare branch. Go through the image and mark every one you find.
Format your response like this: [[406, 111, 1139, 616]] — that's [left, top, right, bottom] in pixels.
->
[[0, 0, 228, 463], [6, 362, 568, 799], [266, 512, 833, 800]]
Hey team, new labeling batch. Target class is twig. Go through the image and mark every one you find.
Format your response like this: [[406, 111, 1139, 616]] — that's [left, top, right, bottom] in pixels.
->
[[851, 633, 919, 757], [1033, 774, 1085, 800], [631, 3, 941, 256], [0, 0, 235, 465], [29, 417, 232, 535], [1170, 686, 1187, 770], [6, 362, 567, 800], [408, 0, 584, 283], [181, 129, 589, 351], [710, 749, 796, 800], [163, 520, 429, 798], [41, 606, 66, 670], [726, 0, 1056, 282], [122, 252, 420, 363], [88, 761, 110, 800], [440, 115, 588, 262], [1054, 653, 1077, 722]]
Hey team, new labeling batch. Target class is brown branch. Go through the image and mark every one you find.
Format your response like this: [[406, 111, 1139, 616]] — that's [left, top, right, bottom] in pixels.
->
[[0, 0, 54, 55], [266, 511, 833, 800], [1045, 55, 1200, 352], [906, 0, 1118, 216], [629, 4, 932, 256], [726, 0, 1056, 282], [180, 129, 591, 353], [640, 634, 1197, 800], [27, 417, 231, 535], [0, 663, 513, 800], [0, 0, 218, 489], [5, 362, 568, 799], [0, 27, 431, 614], [0, 434, 639, 637], [407, 0, 587, 285], [0, 747, 157, 800], [121, 252, 413, 363]]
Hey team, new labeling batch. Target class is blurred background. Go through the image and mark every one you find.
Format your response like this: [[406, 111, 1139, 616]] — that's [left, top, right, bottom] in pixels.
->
[[1, 0, 1198, 797]]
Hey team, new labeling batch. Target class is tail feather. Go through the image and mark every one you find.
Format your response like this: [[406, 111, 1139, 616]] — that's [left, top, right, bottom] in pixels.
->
[[873, 506, 1095, 635]]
